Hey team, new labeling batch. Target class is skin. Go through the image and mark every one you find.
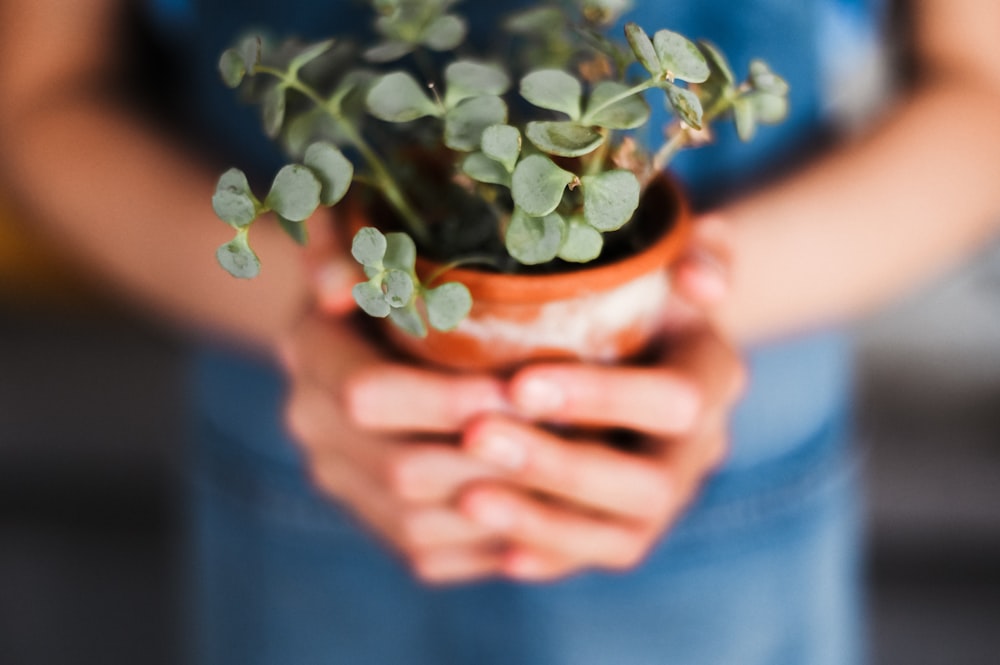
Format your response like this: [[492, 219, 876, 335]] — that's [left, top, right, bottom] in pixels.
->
[[2, 1, 1000, 584]]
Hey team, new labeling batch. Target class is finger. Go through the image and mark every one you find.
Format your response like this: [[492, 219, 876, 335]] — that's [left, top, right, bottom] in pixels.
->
[[463, 417, 672, 520], [410, 546, 506, 585], [278, 312, 380, 388], [508, 363, 701, 437], [669, 213, 732, 310], [509, 328, 744, 436], [312, 458, 499, 551], [459, 484, 650, 574], [654, 420, 730, 511], [301, 210, 363, 316], [345, 363, 510, 434]]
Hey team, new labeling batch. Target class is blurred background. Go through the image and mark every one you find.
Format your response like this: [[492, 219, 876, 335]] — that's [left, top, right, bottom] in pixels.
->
[[2, 2, 1000, 664], [2, 185, 1000, 665]]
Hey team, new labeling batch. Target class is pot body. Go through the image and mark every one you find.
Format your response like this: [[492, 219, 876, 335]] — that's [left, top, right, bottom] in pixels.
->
[[384, 175, 692, 371]]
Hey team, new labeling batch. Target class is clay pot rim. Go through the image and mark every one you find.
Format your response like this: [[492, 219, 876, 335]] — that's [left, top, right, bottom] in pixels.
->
[[416, 174, 692, 304]]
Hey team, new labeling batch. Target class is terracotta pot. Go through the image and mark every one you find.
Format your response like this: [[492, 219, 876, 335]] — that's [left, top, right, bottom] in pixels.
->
[[381, 174, 692, 371]]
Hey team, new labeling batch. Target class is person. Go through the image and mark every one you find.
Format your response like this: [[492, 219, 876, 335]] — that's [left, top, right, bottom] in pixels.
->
[[1, 1, 999, 664]]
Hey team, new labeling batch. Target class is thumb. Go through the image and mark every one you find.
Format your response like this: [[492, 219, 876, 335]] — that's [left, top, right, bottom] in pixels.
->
[[302, 210, 361, 316], [662, 213, 732, 332], [671, 213, 731, 309]]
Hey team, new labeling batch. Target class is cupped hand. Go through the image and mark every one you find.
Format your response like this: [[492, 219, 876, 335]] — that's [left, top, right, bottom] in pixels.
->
[[457, 325, 746, 582], [278, 312, 514, 583]]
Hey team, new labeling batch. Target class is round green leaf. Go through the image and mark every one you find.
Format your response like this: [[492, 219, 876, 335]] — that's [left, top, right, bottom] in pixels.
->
[[422, 14, 467, 51], [262, 85, 287, 138], [384, 269, 415, 307], [695, 40, 736, 102], [353, 281, 391, 318], [218, 49, 247, 88], [750, 91, 789, 124], [524, 121, 604, 158], [216, 231, 260, 279], [504, 7, 564, 33], [505, 209, 566, 265], [699, 40, 734, 84], [351, 226, 388, 266], [481, 124, 521, 173], [462, 152, 511, 187], [558, 218, 604, 263], [278, 215, 308, 246], [520, 69, 583, 120], [665, 84, 704, 129], [212, 168, 257, 227], [303, 142, 353, 206], [586, 81, 651, 129], [388, 303, 428, 337], [581, 170, 640, 232], [625, 22, 660, 76], [444, 60, 511, 107], [653, 30, 710, 83], [366, 71, 442, 122], [364, 40, 414, 63], [265, 164, 321, 222], [749, 59, 789, 96], [511, 155, 575, 217], [383, 232, 417, 271], [424, 282, 473, 331], [444, 95, 508, 152], [237, 35, 261, 71], [733, 97, 757, 141]]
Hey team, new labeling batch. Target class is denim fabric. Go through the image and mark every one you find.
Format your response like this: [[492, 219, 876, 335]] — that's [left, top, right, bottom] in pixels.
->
[[186, 355, 863, 665], [144, 0, 886, 662]]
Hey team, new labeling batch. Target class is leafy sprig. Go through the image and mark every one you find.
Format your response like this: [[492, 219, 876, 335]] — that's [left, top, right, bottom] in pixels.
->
[[211, 1, 789, 336]]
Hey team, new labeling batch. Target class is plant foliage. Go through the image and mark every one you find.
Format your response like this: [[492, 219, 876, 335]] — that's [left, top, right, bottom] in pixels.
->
[[212, 0, 788, 335]]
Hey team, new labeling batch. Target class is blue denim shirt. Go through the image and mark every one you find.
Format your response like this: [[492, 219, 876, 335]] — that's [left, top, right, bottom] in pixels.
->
[[147, 0, 886, 471]]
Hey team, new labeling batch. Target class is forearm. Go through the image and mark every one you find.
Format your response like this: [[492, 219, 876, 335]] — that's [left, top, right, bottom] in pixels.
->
[[717, 77, 1000, 344], [715, 0, 1000, 344], [0, 93, 310, 350]]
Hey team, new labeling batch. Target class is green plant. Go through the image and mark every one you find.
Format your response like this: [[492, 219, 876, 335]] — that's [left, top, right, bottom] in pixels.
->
[[212, 0, 788, 336]]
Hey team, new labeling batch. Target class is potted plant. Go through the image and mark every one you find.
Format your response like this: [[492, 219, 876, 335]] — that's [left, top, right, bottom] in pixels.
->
[[211, 0, 788, 369]]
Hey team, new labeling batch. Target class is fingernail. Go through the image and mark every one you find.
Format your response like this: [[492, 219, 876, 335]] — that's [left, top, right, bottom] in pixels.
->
[[513, 375, 565, 416], [471, 431, 526, 470]]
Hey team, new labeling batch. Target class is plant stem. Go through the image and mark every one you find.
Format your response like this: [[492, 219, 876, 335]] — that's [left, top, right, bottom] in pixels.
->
[[254, 66, 431, 243], [424, 255, 502, 284], [652, 86, 747, 172]]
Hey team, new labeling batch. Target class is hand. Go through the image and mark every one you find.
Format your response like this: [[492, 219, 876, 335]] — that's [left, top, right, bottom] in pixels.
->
[[456, 325, 745, 582], [661, 212, 733, 332], [278, 312, 515, 583]]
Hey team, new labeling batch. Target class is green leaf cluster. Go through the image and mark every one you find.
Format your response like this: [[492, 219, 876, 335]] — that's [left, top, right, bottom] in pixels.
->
[[212, 141, 353, 278], [366, 0, 467, 62], [350, 227, 472, 336], [211, 0, 790, 335]]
